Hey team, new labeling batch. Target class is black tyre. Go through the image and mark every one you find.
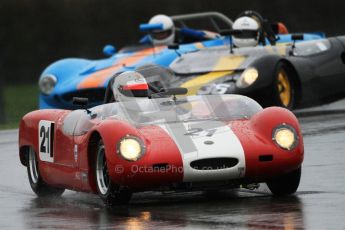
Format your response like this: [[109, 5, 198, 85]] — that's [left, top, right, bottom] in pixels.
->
[[267, 167, 301, 196], [272, 62, 296, 110], [95, 140, 132, 206], [27, 147, 65, 197]]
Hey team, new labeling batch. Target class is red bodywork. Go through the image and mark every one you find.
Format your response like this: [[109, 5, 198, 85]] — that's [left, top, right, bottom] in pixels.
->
[[19, 107, 303, 193]]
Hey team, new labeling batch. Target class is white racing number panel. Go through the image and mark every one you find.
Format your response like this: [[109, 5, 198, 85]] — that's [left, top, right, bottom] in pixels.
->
[[38, 120, 55, 163], [158, 120, 246, 182]]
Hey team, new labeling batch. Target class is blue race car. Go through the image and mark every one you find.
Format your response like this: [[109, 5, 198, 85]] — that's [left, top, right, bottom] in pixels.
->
[[38, 12, 324, 109]]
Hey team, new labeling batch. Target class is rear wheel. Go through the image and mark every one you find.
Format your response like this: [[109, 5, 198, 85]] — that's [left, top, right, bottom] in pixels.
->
[[27, 147, 65, 197], [95, 140, 132, 206], [266, 167, 301, 196], [272, 62, 296, 109]]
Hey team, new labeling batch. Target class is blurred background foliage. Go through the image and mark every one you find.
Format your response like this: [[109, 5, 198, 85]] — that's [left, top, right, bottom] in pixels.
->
[[1, 0, 344, 84], [0, 0, 344, 127]]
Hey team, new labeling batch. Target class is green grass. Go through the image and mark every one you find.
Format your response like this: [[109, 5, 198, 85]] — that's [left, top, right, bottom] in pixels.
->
[[0, 84, 38, 130]]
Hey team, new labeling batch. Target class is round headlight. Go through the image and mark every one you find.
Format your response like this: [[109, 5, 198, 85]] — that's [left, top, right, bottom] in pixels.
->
[[39, 75, 57, 95], [236, 68, 259, 88], [272, 125, 298, 150], [117, 136, 145, 161]]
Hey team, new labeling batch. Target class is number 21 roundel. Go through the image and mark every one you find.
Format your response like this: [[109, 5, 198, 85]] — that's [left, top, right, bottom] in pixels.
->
[[39, 120, 55, 162]]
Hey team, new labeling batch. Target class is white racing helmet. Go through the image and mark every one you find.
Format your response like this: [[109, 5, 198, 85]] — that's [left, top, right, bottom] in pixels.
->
[[148, 14, 175, 45], [232, 16, 260, 48], [112, 71, 149, 103], [112, 71, 162, 123]]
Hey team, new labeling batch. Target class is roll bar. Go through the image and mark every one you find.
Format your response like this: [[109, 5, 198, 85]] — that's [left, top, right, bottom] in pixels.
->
[[171, 12, 233, 31]]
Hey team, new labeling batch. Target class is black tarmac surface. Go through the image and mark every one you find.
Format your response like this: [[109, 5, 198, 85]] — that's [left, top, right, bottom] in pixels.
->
[[1, 100, 345, 229]]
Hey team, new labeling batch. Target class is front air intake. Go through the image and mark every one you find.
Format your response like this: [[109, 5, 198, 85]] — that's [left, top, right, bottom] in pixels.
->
[[190, 158, 239, 170]]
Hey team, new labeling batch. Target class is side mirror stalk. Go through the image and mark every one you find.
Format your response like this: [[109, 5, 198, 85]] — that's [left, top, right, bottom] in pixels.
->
[[289, 34, 304, 56], [220, 30, 243, 54], [168, 44, 181, 57]]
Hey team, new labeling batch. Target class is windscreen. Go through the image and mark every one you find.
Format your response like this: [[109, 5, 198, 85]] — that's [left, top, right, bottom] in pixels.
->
[[91, 94, 262, 126], [292, 39, 331, 56]]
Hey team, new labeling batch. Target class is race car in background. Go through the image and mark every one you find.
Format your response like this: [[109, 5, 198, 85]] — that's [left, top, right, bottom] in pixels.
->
[[20, 68, 304, 206], [38, 11, 323, 110], [168, 35, 345, 110], [38, 12, 233, 109]]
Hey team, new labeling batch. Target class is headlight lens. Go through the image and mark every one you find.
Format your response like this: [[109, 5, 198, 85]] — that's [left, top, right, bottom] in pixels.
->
[[118, 136, 145, 161], [272, 124, 298, 150], [39, 75, 57, 95], [236, 68, 259, 88]]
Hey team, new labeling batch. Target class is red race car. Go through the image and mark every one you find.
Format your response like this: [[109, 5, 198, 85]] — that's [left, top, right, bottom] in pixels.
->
[[19, 69, 304, 206]]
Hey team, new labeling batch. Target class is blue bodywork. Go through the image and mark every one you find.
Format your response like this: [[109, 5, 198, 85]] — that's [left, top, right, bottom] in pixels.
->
[[39, 33, 325, 109]]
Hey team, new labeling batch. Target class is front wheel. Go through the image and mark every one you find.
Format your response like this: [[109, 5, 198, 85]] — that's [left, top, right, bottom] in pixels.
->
[[27, 147, 65, 197], [266, 167, 301, 196], [95, 140, 132, 206], [271, 62, 296, 110]]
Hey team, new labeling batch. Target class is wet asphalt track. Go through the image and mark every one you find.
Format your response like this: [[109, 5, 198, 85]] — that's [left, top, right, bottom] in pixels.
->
[[1, 101, 345, 229]]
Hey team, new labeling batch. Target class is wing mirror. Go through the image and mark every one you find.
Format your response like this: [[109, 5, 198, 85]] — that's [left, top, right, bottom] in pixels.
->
[[151, 87, 188, 100], [73, 97, 92, 114], [168, 43, 180, 50], [73, 97, 88, 106], [103, 45, 116, 56], [291, 34, 304, 41], [219, 29, 242, 36], [160, 87, 188, 96]]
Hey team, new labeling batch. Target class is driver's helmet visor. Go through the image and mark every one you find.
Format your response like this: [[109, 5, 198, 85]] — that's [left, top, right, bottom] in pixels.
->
[[118, 84, 149, 97], [151, 29, 173, 40], [234, 30, 259, 40]]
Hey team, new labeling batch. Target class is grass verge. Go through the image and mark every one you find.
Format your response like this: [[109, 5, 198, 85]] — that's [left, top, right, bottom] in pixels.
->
[[0, 84, 38, 130]]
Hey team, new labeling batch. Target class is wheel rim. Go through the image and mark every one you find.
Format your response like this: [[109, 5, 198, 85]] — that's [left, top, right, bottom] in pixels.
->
[[29, 148, 39, 184], [96, 145, 110, 195], [277, 69, 291, 107]]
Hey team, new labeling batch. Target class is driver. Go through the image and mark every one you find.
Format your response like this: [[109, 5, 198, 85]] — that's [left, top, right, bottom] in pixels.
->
[[232, 16, 260, 48], [110, 71, 192, 124], [110, 71, 158, 123], [112, 71, 150, 102], [105, 70, 192, 124], [148, 14, 175, 46]]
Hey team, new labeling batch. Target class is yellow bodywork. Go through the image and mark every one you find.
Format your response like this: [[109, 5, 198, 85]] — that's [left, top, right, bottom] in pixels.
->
[[181, 55, 246, 95]]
